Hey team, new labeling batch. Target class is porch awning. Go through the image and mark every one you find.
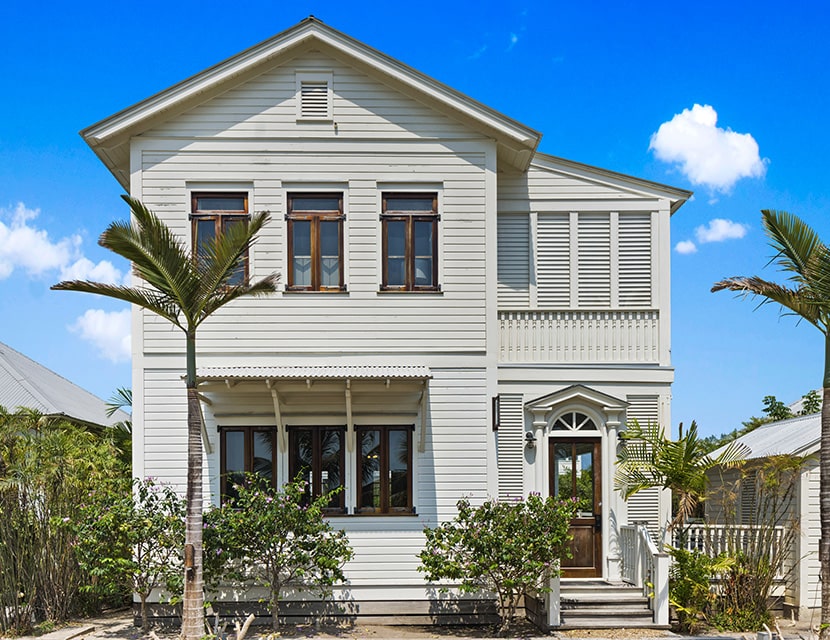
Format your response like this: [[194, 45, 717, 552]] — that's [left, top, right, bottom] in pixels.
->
[[196, 365, 432, 382]]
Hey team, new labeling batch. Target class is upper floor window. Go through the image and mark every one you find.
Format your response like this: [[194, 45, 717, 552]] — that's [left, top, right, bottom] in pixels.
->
[[381, 194, 438, 291], [356, 425, 413, 514], [287, 194, 344, 291], [220, 426, 276, 501], [191, 192, 249, 285]]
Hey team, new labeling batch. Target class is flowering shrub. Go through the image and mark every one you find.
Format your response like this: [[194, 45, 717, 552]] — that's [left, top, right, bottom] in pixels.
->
[[418, 494, 577, 628], [204, 476, 353, 630]]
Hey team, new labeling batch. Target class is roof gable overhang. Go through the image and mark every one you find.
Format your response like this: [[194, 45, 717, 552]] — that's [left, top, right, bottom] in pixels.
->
[[530, 152, 693, 215], [82, 17, 542, 189]]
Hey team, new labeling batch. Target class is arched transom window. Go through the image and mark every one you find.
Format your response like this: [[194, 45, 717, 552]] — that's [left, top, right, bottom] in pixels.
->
[[551, 411, 600, 432]]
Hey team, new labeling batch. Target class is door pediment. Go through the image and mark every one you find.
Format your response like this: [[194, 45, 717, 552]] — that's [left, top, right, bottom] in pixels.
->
[[525, 384, 628, 430]]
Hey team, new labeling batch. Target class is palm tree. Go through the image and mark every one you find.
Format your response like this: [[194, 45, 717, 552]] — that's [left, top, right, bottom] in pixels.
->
[[712, 208, 830, 636], [615, 420, 748, 530], [52, 196, 278, 639]]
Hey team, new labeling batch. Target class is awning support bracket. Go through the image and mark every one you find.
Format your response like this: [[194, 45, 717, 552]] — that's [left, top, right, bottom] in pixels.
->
[[345, 379, 354, 452], [266, 379, 287, 452]]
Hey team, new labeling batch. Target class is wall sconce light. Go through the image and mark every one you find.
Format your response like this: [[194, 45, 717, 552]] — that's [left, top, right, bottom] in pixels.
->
[[525, 431, 537, 449]]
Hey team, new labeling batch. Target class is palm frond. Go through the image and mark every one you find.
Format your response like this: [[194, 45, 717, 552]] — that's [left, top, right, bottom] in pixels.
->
[[711, 276, 823, 331], [50, 281, 184, 329], [105, 387, 132, 418], [196, 273, 280, 326], [762, 209, 826, 284]]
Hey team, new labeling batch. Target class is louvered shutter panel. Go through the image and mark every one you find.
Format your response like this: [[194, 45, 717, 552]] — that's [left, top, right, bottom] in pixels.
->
[[537, 213, 570, 307], [300, 81, 330, 119], [619, 213, 652, 307], [497, 394, 525, 499], [577, 213, 611, 307], [497, 215, 530, 307], [624, 395, 661, 536], [740, 469, 758, 524]]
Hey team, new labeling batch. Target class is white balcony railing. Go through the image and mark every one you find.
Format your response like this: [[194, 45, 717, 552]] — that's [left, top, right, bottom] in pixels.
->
[[498, 309, 660, 363]]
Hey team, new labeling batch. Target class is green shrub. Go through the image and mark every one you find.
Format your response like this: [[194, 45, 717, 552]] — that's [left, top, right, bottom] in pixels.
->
[[666, 546, 731, 633]]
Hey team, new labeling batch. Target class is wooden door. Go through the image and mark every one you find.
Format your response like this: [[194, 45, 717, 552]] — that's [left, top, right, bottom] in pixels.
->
[[550, 438, 602, 578]]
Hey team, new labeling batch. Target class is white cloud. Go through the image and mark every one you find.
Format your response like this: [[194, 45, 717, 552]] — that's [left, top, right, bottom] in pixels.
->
[[467, 45, 487, 60], [695, 218, 749, 244], [70, 309, 131, 363], [0, 202, 125, 283], [675, 240, 698, 254], [649, 104, 767, 193], [506, 33, 518, 52]]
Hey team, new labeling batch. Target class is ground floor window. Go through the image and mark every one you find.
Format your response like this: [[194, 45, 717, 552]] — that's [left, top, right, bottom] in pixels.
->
[[356, 426, 413, 514], [288, 426, 346, 514], [219, 427, 277, 500]]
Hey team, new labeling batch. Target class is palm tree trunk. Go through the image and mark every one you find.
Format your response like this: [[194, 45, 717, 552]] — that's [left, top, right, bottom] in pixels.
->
[[181, 333, 204, 640], [821, 336, 830, 639]]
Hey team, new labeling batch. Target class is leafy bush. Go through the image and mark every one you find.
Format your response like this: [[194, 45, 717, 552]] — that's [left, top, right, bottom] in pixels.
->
[[75, 478, 185, 631], [204, 476, 353, 630], [666, 546, 731, 633], [418, 494, 577, 628]]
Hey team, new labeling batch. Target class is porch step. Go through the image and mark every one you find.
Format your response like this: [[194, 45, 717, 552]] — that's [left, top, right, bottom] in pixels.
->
[[558, 580, 665, 629]]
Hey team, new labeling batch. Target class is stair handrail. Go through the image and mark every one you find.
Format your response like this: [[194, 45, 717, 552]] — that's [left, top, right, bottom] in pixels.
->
[[621, 522, 669, 626]]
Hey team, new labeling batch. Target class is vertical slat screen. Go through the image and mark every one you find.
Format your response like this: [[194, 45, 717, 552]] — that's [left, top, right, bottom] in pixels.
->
[[497, 394, 525, 499], [497, 214, 530, 307], [537, 213, 570, 307], [624, 394, 661, 536], [618, 213, 652, 307], [577, 213, 611, 307]]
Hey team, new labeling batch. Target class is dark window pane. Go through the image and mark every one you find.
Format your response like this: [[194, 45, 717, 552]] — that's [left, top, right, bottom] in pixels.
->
[[387, 258, 405, 286], [196, 195, 246, 211], [414, 258, 433, 285], [224, 431, 245, 500], [252, 431, 274, 484], [195, 219, 216, 256], [291, 429, 313, 505], [291, 196, 340, 211], [321, 429, 344, 508], [389, 429, 409, 510], [386, 221, 406, 256], [414, 220, 433, 255], [360, 430, 381, 511], [385, 197, 434, 212], [574, 442, 594, 515], [320, 220, 340, 287], [292, 220, 312, 287], [553, 442, 573, 502]]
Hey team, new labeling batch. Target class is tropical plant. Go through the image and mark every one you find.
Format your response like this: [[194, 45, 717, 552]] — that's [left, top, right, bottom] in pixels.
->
[[665, 546, 733, 633], [712, 209, 830, 635], [105, 387, 132, 467], [0, 407, 126, 633], [52, 196, 278, 639], [204, 476, 353, 631], [76, 477, 185, 631], [418, 494, 578, 630], [615, 420, 748, 530]]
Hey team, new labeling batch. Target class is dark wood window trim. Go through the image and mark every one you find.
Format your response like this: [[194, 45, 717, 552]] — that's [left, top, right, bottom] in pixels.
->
[[380, 193, 439, 292], [356, 425, 414, 515], [286, 193, 345, 292], [287, 426, 347, 514], [191, 192, 250, 284], [218, 426, 277, 500]]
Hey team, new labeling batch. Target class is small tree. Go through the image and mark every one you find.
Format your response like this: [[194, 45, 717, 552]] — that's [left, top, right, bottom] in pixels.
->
[[206, 476, 353, 630], [418, 494, 577, 629], [76, 478, 185, 631]]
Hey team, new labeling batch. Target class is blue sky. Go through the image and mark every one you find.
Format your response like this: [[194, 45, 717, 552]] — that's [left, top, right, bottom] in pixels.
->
[[1, 0, 828, 436]]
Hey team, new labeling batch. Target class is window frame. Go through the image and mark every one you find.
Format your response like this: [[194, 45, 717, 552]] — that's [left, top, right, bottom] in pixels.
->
[[218, 426, 277, 500], [287, 425, 347, 514], [355, 425, 414, 515], [380, 193, 439, 292], [286, 193, 345, 292], [190, 191, 251, 284]]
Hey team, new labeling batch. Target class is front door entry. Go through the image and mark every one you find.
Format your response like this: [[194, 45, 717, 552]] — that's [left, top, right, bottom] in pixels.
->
[[550, 438, 602, 578]]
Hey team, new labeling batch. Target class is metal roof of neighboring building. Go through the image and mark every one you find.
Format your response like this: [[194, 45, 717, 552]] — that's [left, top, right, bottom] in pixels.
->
[[712, 412, 820, 460], [197, 365, 432, 381], [0, 341, 129, 427]]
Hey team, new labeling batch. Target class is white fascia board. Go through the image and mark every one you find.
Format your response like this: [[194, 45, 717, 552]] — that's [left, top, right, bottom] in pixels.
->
[[531, 152, 693, 213], [81, 20, 541, 157]]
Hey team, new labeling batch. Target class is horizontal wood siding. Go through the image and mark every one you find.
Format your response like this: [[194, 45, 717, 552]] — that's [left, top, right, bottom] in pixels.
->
[[800, 461, 820, 613], [147, 51, 482, 141], [497, 394, 525, 499]]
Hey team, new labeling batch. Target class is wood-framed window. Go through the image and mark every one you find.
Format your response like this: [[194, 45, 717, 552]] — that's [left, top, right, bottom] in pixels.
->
[[288, 426, 346, 514], [219, 426, 277, 500], [356, 425, 414, 515], [191, 192, 250, 285], [286, 193, 344, 291], [381, 193, 439, 291]]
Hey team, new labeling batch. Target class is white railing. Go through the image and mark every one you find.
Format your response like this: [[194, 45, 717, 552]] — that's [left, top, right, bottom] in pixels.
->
[[620, 523, 669, 626], [674, 524, 787, 580], [498, 310, 660, 363]]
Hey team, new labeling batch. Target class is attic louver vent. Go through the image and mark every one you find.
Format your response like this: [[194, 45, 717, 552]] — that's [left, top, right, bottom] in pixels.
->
[[300, 80, 330, 119]]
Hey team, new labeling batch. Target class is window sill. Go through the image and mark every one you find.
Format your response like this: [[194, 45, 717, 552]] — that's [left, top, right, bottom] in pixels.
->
[[284, 288, 348, 294], [377, 289, 443, 295]]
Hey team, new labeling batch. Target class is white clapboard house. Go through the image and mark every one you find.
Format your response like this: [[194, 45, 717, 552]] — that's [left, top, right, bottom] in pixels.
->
[[81, 18, 690, 627]]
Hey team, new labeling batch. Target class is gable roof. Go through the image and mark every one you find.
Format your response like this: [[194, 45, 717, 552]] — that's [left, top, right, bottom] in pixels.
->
[[82, 17, 542, 189], [0, 341, 129, 427], [712, 413, 820, 460], [531, 153, 692, 214]]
